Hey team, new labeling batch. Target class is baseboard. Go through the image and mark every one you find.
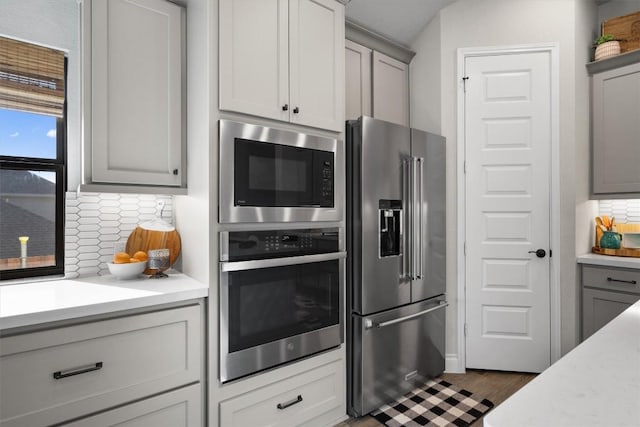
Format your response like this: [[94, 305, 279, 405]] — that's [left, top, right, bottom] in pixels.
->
[[445, 354, 465, 373]]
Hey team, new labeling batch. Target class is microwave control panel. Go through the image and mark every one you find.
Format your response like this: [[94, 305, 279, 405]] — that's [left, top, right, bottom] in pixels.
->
[[225, 228, 340, 261]]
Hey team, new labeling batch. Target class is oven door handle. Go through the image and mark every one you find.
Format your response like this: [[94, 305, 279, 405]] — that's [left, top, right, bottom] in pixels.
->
[[220, 251, 347, 272]]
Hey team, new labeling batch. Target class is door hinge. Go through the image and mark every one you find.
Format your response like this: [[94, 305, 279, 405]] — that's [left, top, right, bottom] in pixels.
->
[[464, 323, 468, 337], [463, 161, 467, 174], [462, 76, 469, 92], [463, 242, 466, 256], [550, 249, 552, 257]]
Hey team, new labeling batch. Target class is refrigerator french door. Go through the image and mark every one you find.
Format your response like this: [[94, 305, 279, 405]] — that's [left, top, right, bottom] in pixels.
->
[[346, 116, 447, 416]]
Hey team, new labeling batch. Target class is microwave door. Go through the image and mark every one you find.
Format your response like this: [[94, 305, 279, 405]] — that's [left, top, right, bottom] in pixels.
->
[[218, 119, 343, 223]]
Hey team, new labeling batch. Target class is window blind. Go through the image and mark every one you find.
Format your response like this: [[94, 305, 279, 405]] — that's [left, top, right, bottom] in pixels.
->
[[0, 36, 65, 117]]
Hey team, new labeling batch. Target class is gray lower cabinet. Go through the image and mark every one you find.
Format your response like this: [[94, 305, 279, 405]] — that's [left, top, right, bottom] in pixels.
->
[[64, 383, 201, 427], [581, 264, 640, 340], [0, 302, 203, 427]]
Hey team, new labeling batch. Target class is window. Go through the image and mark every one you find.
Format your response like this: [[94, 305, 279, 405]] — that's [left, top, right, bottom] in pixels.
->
[[0, 36, 66, 280]]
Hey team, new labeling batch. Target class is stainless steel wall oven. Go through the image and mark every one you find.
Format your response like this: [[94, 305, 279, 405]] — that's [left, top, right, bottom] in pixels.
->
[[219, 227, 345, 383], [219, 120, 344, 223]]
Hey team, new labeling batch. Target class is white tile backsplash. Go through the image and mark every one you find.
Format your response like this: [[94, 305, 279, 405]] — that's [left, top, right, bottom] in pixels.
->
[[64, 192, 173, 278], [598, 199, 640, 224]]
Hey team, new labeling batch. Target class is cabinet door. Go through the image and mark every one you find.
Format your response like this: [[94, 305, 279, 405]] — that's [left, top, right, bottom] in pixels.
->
[[345, 40, 372, 120], [92, 0, 184, 186], [582, 288, 639, 340], [63, 384, 202, 427], [289, 0, 345, 131], [219, 0, 289, 122], [592, 62, 640, 195], [372, 51, 409, 126]]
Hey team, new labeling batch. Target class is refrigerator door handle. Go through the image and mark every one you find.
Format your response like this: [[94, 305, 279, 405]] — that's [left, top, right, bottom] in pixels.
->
[[365, 301, 448, 329], [417, 157, 424, 280], [411, 156, 419, 280], [405, 157, 414, 280]]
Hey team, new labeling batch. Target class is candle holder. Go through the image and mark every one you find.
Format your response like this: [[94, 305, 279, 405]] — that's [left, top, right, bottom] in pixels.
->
[[147, 248, 170, 278]]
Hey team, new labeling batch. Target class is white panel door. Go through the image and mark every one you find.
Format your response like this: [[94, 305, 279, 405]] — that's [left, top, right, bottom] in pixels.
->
[[465, 51, 551, 372], [372, 51, 409, 126], [219, 0, 289, 122], [92, 0, 183, 186], [345, 39, 372, 120], [289, 0, 344, 131]]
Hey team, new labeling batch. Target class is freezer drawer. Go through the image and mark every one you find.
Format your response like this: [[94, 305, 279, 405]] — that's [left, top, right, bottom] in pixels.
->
[[349, 297, 446, 416]]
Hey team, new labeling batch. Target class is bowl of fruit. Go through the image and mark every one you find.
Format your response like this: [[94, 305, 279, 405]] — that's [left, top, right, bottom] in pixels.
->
[[107, 250, 148, 279]]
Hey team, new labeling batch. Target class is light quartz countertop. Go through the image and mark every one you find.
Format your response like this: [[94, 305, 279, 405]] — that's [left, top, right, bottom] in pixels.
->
[[577, 253, 640, 269], [0, 272, 208, 331], [484, 299, 640, 427]]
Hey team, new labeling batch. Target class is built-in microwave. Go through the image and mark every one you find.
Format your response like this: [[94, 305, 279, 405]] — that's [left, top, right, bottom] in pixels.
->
[[219, 120, 343, 223]]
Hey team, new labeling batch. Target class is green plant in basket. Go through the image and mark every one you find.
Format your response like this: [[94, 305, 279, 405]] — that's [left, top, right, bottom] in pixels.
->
[[594, 34, 616, 46]]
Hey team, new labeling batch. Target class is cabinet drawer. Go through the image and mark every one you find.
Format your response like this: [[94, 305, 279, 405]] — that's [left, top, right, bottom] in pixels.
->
[[582, 265, 640, 294], [220, 359, 344, 427], [64, 383, 202, 427], [0, 304, 201, 427]]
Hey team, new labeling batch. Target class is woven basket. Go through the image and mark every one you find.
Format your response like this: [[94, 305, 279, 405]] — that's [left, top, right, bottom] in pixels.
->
[[595, 40, 621, 61]]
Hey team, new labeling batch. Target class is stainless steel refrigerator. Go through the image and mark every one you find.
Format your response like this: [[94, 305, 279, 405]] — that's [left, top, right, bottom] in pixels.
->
[[346, 116, 447, 416]]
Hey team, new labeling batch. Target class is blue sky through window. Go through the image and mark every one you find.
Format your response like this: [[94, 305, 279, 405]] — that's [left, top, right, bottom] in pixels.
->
[[0, 108, 57, 160]]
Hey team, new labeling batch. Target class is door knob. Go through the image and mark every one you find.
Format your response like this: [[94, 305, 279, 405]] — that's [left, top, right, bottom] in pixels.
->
[[528, 249, 546, 258], [282, 104, 288, 111], [293, 107, 299, 114]]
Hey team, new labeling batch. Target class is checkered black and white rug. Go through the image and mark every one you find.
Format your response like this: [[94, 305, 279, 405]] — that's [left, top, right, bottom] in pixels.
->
[[371, 379, 494, 427]]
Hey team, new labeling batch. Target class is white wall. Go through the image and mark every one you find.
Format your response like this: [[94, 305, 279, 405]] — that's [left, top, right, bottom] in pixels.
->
[[0, 0, 82, 190], [409, 13, 441, 133], [410, 0, 598, 370]]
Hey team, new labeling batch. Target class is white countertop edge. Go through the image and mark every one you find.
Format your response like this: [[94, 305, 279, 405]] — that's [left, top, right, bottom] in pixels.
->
[[484, 300, 640, 427], [0, 273, 209, 331], [577, 253, 640, 269]]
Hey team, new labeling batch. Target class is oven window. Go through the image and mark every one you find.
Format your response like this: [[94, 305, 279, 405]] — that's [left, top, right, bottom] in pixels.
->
[[227, 260, 339, 353]]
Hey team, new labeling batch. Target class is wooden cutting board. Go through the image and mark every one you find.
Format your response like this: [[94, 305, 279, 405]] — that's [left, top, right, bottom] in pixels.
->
[[126, 227, 181, 274]]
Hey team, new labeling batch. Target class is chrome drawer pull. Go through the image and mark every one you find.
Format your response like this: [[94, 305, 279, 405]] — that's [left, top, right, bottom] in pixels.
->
[[607, 277, 637, 285], [277, 394, 303, 410], [53, 362, 103, 380]]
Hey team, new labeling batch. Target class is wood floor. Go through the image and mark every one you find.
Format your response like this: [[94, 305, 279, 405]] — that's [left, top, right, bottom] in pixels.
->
[[335, 370, 537, 427]]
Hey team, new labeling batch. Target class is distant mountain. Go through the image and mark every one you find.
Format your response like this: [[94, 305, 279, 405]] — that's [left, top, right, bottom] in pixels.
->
[[0, 169, 55, 194]]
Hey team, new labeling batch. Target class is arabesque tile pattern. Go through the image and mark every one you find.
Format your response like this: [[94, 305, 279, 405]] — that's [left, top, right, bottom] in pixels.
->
[[64, 192, 173, 278]]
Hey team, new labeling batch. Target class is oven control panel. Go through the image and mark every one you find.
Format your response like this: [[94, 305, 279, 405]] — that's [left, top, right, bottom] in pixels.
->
[[224, 228, 340, 261]]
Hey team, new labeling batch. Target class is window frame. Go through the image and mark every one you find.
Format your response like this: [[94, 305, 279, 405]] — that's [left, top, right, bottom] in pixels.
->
[[0, 59, 67, 281]]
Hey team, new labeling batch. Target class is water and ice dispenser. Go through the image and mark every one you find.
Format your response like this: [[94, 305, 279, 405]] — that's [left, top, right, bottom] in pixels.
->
[[379, 199, 402, 257]]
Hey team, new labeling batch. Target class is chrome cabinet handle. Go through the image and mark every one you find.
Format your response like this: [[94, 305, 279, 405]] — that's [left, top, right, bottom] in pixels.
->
[[366, 302, 448, 329], [277, 395, 303, 410], [607, 277, 637, 285], [53, 362, 103, 379]]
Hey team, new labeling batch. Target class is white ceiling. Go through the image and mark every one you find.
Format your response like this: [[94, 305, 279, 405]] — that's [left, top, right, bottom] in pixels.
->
[[345, 0, 457, 47]]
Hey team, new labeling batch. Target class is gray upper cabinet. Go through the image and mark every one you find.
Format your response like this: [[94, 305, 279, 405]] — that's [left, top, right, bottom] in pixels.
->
[[345, 40, 372, 120], [83, 0, 186, 192], [372, 51, 409, 126], [344, 40, 410, 126], [219, 0, 345, 132], [590, 53, 640, 197]]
